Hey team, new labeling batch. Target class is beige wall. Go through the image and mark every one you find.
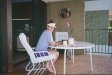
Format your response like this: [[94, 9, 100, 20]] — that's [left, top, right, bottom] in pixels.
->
[[47, 0, 85, 41]]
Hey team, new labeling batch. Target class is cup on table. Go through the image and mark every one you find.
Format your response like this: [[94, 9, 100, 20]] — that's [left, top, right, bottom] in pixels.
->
[[63, 40, 68, 46], [68, 38, 74, 44]]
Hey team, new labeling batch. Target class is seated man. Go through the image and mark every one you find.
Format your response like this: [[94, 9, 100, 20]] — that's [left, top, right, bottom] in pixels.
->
[[35, 19, 59, 74]]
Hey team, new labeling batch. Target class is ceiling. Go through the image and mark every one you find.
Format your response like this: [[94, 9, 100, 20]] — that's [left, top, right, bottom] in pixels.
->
[[12, 0, 95, 3], [42, 0, 95, 3], [42, 0, 72, 3]]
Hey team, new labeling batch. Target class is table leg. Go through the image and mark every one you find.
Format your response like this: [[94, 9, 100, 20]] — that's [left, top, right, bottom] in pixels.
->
[[72, 49, 74, 62], [90, 48, 93, 72], [70, 49, 72, 60], [64, 49, 67, 74]]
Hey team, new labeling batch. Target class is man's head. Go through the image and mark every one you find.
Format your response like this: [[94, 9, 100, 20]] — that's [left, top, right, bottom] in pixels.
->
[[47, 19, 56, 32], [47, 23, 56, 28]]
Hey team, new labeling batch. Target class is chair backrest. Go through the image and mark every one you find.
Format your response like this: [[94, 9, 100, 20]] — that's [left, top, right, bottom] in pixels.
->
[[19, 33, 35, 61], [55, 32, 68, 41]]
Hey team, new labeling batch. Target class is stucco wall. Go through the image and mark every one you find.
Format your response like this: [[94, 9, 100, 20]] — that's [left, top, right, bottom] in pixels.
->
[[47, 0, 84, 41]]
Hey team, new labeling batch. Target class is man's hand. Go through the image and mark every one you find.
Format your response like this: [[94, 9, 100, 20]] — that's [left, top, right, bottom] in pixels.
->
[[49, 41, 56, 46], [55, 41, 63, 46]]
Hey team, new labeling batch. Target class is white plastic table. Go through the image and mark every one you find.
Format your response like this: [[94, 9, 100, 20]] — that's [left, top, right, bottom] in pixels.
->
[[49, 41, 95, 74]]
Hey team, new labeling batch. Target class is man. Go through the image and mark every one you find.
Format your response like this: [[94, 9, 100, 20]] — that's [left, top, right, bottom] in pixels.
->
[[35, 20, 59, 74]]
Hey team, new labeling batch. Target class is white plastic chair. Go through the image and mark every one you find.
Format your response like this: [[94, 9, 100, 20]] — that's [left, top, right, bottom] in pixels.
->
[[19, 33, 56, 75], [55, 32, 73, 61], [55, 32, 68, 42]]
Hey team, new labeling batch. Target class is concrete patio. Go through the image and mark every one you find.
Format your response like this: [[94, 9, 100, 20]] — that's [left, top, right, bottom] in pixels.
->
[[55, 54, 112, 74], [7, 53, 112, 75]]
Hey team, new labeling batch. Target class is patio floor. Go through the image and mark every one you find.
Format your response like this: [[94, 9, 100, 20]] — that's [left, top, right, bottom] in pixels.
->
[[7, 53, 112, 75], [55, 54, 112, 74]]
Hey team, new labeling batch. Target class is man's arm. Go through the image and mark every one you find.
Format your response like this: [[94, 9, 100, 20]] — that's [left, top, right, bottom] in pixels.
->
[[49, 41, 56, 46]]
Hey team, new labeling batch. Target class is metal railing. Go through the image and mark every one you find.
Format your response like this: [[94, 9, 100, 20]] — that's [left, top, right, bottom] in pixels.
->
[[85, 29, 112, 54]]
